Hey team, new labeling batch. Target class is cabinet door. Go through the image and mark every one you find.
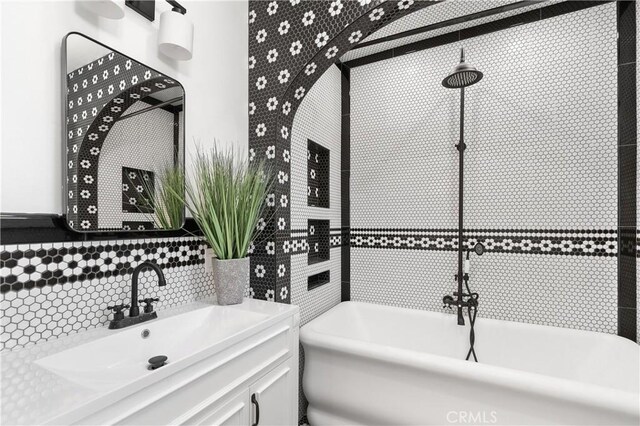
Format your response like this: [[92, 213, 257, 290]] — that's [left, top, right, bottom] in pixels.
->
[[249, 361, 294, 426], [196, 390, 250, 426]]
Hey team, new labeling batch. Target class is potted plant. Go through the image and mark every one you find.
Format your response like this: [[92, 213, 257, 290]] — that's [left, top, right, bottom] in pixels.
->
[[154, 146, 270, 304]]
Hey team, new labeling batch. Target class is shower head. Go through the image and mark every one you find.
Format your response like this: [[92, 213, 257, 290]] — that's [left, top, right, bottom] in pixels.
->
[[466, 242, 486, 259], [442, 48, 483, 89]]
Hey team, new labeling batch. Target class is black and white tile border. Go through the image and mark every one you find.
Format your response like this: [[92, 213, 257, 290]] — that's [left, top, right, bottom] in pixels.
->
[[0, 238, 204, 293], [351, 229, 618, 257], [285, 228, 344, 257]]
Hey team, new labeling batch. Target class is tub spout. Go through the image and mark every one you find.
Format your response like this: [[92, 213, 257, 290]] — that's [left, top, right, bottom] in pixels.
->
[[443, 291, 470, 326]]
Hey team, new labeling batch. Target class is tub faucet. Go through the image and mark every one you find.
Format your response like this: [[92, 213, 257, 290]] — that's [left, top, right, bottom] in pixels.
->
[[108, 261, 166, 329], [443, 243, 484, 362], [442, 292, 475, 325], [442, 242, 484, 326]]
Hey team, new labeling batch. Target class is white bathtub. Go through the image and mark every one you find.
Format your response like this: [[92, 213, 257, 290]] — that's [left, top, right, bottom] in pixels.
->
[[300, 302, 639, 425]]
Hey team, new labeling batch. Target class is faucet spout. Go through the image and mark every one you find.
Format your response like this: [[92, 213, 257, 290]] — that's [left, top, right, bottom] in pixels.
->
[[442, 288, 468, 326], [130, 261, 166, 318]]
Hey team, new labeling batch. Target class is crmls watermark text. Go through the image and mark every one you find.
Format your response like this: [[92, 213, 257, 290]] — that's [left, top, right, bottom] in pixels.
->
[[447, 411, 498, 424]]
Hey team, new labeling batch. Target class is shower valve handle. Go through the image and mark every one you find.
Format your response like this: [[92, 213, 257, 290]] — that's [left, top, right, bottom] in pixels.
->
[[442, 295, 455, 309]]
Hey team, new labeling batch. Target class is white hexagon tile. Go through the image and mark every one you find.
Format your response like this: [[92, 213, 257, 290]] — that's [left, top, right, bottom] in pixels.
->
[[349, 3, 619, 334]]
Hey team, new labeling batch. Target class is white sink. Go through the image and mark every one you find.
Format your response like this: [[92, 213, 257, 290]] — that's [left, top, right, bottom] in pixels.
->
[[35, 305, 269, 391]]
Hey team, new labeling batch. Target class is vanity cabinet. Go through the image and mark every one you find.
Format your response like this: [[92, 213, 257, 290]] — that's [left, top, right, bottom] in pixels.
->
[[174, 360, 295, 426], [248, 362, 294, 425], [71, 313, 299, 426], [194, 389, 251, 425], [193, 362, 294, 426]]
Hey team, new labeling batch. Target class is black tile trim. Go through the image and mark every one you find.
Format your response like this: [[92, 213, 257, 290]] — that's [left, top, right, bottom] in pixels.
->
[[618, 307, 637, 341], [616, 1, 637, 341], [0, 214, 202, 245], [341, 63, 351, 302], [352, 1, 542, 50], [618, 145, 637, 227], [458, 9, 539, 41], [617, 1, 636, 65], [618, 64, 637, 146], [618, 227, 636, 309], [283, 232, 344, 258], [345, 1, 611, 68], [345, 47, 395, 68]]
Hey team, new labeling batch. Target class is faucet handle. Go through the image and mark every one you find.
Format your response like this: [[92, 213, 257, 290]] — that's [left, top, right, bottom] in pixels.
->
[[107, 304, 130, 321], [442, 295, 454, 309], [142, 298, 160, 314]]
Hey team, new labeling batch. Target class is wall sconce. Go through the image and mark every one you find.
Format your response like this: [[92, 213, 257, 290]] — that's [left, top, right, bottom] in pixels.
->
[[158, 2, 193, 60], [79, 0, 125, 19], [127, 0, 193, 61]]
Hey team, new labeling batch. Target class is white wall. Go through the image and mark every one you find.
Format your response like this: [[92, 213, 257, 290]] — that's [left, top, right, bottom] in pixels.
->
[[0, 0, 248, 214]]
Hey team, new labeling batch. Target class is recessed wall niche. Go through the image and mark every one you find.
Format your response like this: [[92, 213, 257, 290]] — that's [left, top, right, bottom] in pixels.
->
[[308, 219, 330, 265], [308, 271, 331, 291], [308, 140, 330, 208]]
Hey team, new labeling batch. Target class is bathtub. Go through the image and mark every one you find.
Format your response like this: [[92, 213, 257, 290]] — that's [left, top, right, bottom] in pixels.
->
[[300, 302, 639, 425]]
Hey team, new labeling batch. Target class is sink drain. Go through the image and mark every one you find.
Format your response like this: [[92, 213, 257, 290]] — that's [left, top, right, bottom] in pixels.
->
[[148, 355, 168, 370]]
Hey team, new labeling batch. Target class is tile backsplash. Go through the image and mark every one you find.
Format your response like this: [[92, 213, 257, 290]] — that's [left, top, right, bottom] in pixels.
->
[[0, 236, 214, 351]]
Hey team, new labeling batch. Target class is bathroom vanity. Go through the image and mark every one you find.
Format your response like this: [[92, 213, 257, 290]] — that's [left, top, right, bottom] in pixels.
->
[[0, 299, 299, 426]]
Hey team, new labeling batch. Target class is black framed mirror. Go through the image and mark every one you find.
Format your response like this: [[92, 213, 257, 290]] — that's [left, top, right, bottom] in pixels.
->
[[62, 32, 185, 232]]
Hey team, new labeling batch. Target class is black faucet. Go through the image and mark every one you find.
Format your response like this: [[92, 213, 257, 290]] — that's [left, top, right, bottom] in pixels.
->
[[442, 243, 485, 325], [130, 261, 166, 317], [108, 261, 166, 329]]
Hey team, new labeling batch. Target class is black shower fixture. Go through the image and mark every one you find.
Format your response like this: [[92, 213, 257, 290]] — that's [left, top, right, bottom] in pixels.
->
[[469, 242, 485, 258], [442, 48, 484, 89], [441, 48, 484, 362]]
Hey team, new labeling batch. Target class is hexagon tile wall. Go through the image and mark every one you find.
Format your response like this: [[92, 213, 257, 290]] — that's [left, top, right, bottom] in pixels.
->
[[0, 237, 213, 351], [247, 0, 433, 307], [348, 3, 623, 335]]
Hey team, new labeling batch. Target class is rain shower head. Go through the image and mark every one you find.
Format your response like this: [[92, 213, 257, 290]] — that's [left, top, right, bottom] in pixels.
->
[[442, 48, 483, 89]]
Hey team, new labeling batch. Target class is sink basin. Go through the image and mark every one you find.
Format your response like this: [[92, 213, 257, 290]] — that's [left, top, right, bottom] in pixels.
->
[[35, 305, 269, 391]]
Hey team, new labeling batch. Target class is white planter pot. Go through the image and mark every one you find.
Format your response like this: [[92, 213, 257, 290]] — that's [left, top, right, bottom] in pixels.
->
[[212, 258, 248, 305]]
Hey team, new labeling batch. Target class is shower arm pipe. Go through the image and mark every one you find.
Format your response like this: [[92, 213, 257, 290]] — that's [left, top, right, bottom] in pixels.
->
[[456, 87, 466, 326]]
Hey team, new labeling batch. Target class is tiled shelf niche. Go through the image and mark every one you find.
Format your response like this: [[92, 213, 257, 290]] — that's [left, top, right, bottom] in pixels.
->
[[308, 140, 330, 208], [308, 219, 330, 265], [308, 271, 330, 291]]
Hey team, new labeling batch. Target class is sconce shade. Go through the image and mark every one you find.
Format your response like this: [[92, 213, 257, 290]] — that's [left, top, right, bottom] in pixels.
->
[[79, 0, 125, 19], [158, 10, 194, 61]]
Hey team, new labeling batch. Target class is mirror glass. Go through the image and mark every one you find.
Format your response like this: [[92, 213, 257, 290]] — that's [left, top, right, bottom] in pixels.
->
[[63, 33, 185, 232]]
